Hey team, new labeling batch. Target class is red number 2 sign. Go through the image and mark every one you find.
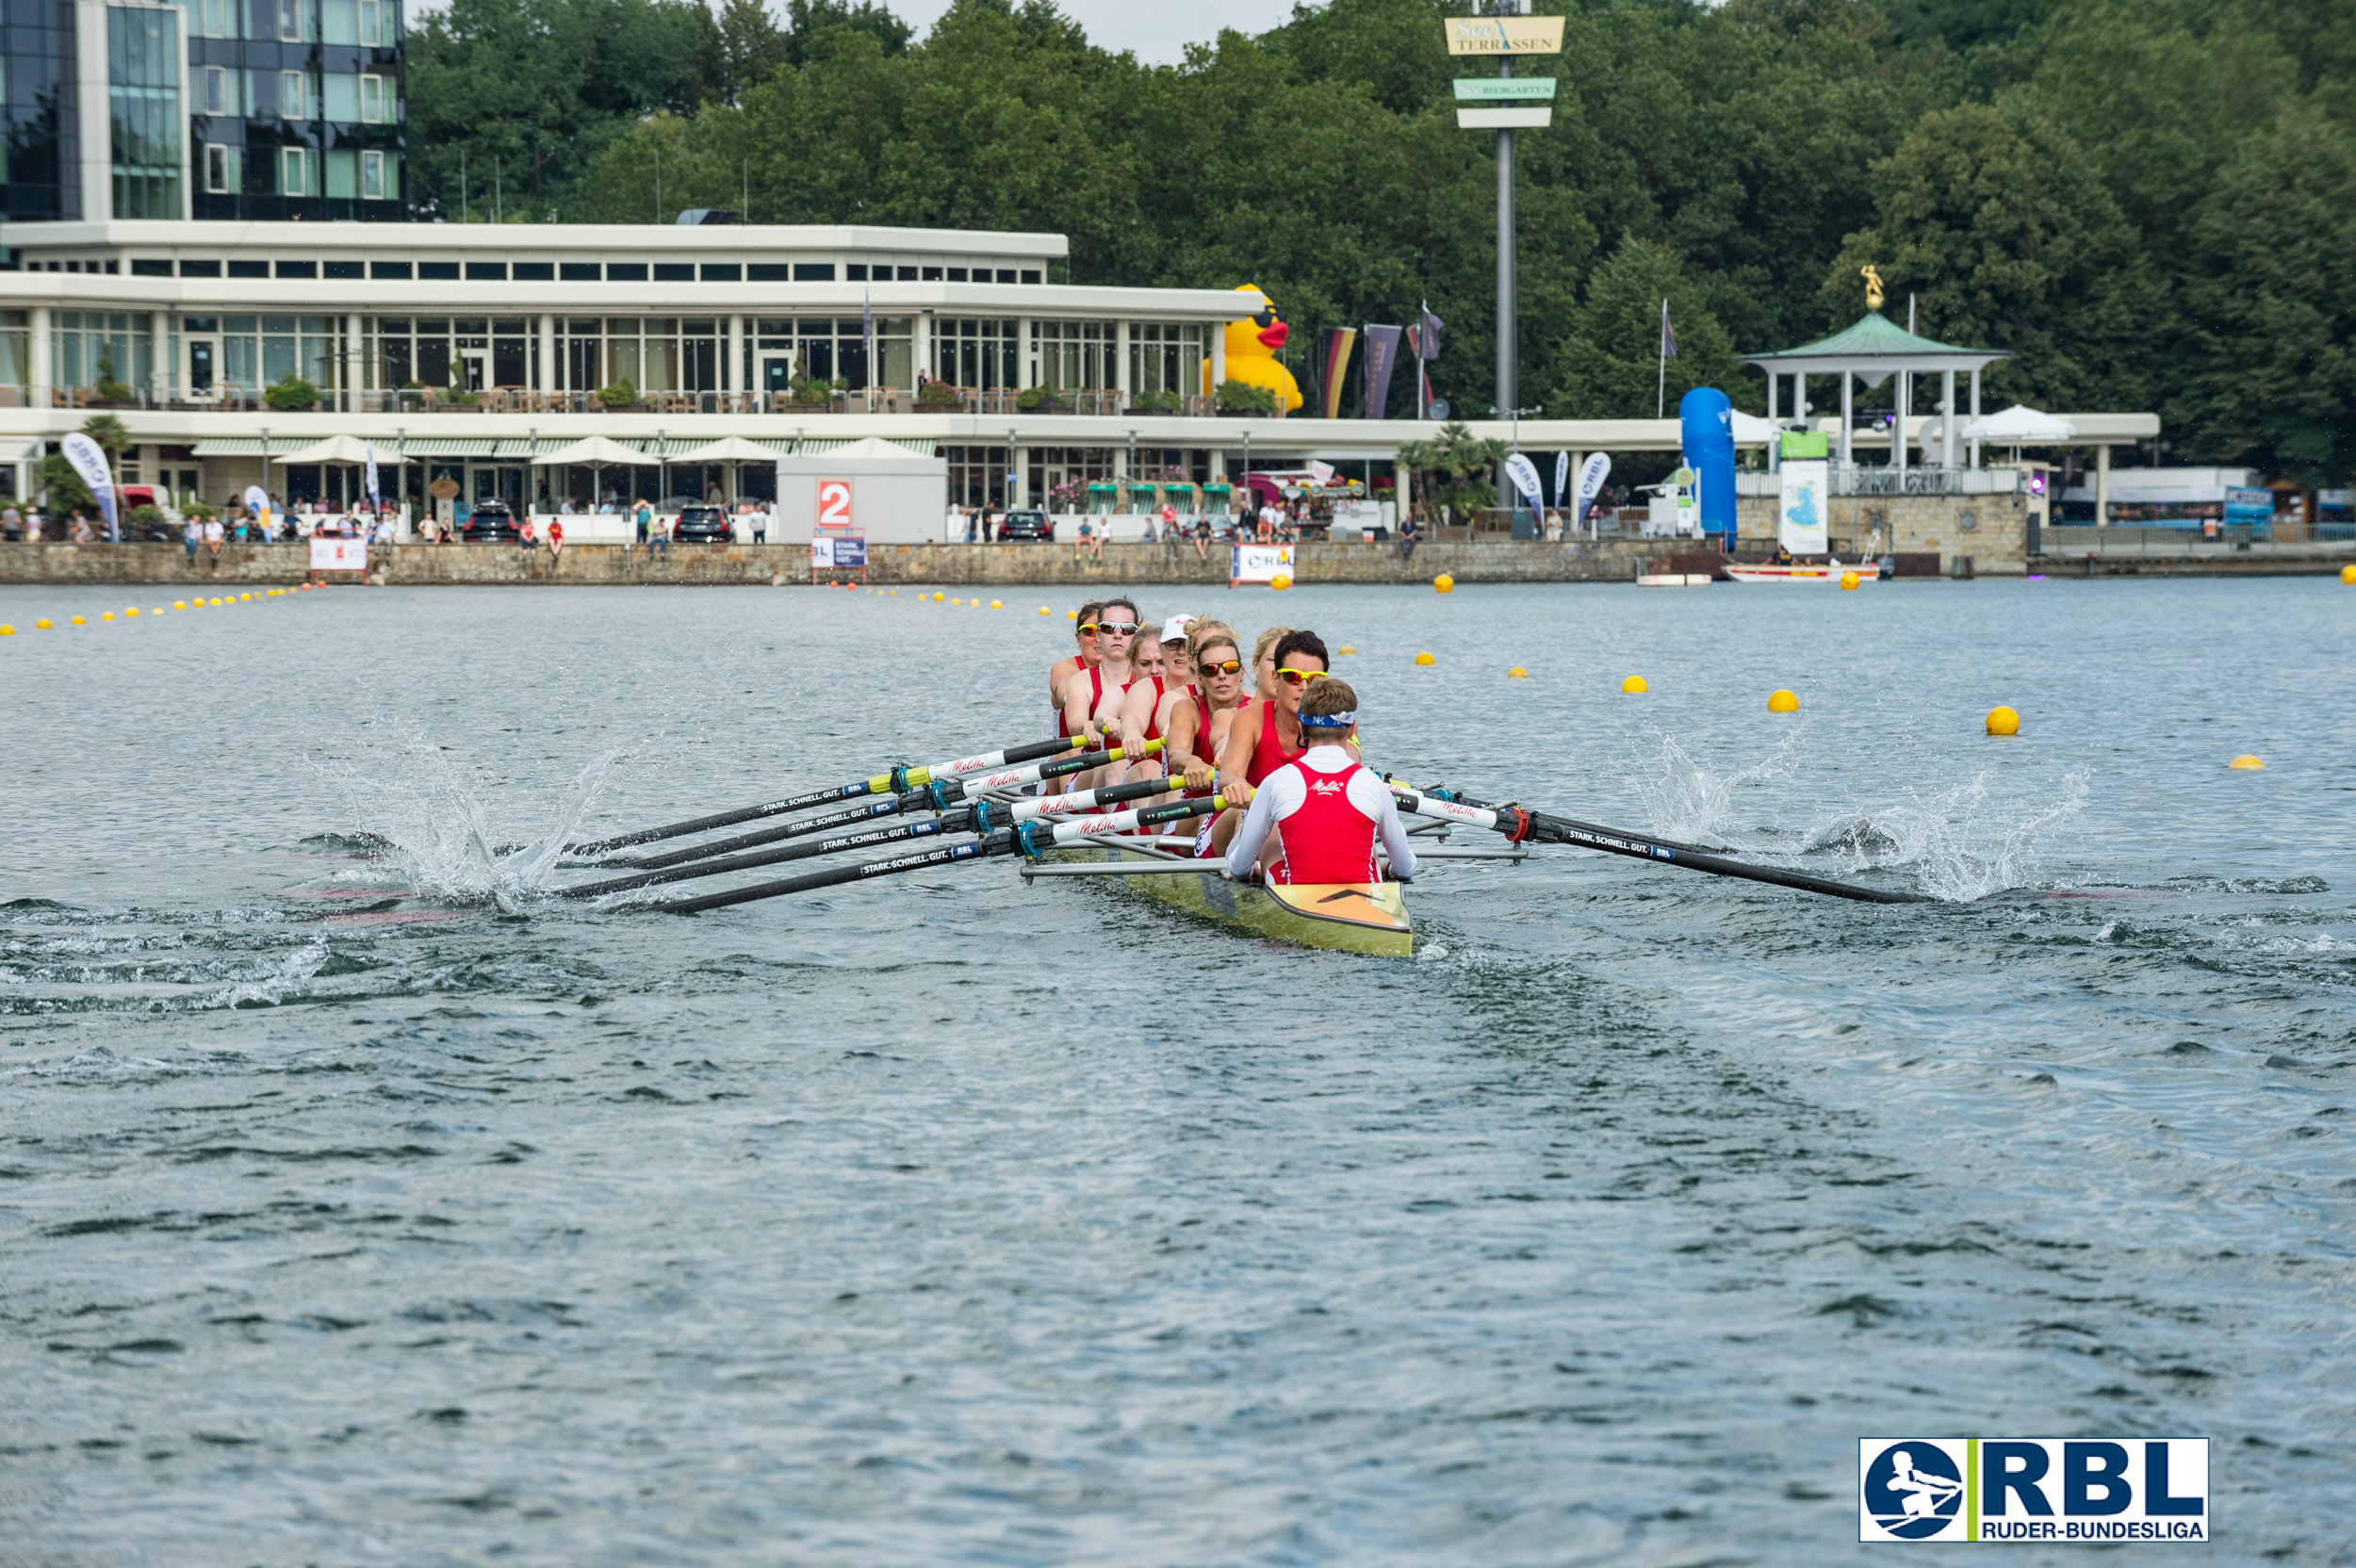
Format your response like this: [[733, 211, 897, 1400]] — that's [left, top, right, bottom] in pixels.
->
[[815, 478, 854, 531]]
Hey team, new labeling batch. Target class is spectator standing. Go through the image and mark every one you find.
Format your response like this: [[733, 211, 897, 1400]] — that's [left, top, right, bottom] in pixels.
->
[[1, 503, 20, 542], [634, 498, 652, 547], [183, 513, 201, 562]]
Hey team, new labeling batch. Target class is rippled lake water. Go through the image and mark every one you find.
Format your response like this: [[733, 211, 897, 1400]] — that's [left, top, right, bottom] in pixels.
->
[[3, 577, 2351, 1565]]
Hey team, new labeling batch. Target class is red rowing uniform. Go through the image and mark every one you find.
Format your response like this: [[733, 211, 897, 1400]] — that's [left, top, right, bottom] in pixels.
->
[[1139, 675, 1167, 743], [1267, 754, 1383, 885], [1245, 697, 1307, 788]]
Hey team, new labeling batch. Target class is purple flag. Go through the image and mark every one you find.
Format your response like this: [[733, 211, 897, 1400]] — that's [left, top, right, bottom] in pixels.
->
[[1365, 324, 1403, 420], [1417, 302, 1443, 360]]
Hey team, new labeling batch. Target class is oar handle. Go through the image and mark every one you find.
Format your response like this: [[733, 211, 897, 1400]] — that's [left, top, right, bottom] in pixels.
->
[[564, 809, 975, 899]]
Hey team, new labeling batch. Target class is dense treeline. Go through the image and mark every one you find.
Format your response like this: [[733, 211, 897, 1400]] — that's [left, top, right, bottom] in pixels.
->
[[410, 0, 2356, 484]]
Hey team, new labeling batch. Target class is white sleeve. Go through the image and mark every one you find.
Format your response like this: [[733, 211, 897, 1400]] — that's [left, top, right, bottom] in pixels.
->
[[1223, 768, 1301, 878], [1347, 769, 1418, 880]]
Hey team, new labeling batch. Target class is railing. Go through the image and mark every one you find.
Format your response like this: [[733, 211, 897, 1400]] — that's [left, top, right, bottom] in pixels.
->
[[0, 385, 1313, 420], [1736, 466, 2021, 497]]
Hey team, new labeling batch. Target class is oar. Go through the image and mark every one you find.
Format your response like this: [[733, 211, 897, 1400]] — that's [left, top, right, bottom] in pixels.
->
[[563, 776, 1185, 899], [1388, 789, 1934, 905], [569, 733, 1090, 856], [608, 740, 1165, 872], [662, 794, 1229, 914], [1389, 778, 1728, 858]]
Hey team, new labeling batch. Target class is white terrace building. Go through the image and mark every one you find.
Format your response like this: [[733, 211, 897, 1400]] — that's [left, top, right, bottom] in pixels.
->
[[0, 219, 2160, 532]]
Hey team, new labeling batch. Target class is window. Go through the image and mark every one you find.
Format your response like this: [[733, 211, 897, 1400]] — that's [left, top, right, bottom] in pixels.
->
[[560, 263, 600, 281], [325, 149, 356, 199], [607, 263, 647, 282], [275, 260, 315, 278], [132, 258, 172, 276], [746, 263, 789, 282], [277, 0, 303, 42], [701, 263, 740, 282], [280, 70, 307, 119], [324, 259, 362, 279], [466, 261, 506, 281], [202, 65, 228, 115], [898, 266, 918, 281], [107, 7, 181, 220], [360, 150, 387, 200], [280, 146, 312, 197], [794, 263, 836, 282], [1021, 270, 1041, 285], [845, 264, 867, 281], [180, 259, 221, 277], [370, 260, 410, 279], [1129, 323, 1207, 399], [359, 0, 390, 46], [1035, 321, 1115, 393], [653, 263, 694, 282], [188, 0, 237, 39], [513, 261, 553, 281], [946, 268, 968, 282], [204, 143, 237, 194], [995, 270, 1016, 284], [228, 258, 267, 278], [358, 74, 384, 122], [418, 261, 459, 280], [323, 73, 358, 122]]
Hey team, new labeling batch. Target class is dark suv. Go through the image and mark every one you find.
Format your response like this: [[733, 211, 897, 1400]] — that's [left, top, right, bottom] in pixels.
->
[[673, 505, 734, 544], [460, 501, 519, 541], [996, 509, 1054, 542]]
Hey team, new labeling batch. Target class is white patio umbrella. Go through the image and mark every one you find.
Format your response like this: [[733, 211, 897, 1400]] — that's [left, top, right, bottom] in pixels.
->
[[670, 435, 782, 507], [532, 435, 661, 514], [270, 433, 403, 517], [1962, 404, 2077, 466]]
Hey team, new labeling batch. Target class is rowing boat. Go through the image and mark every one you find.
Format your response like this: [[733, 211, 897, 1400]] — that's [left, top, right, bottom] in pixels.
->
[[1722, 559, 1875, 583], [1027, 836, 1415, 956]]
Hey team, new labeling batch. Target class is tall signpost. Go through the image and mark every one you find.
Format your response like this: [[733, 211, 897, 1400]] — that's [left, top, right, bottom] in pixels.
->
[[1448, 7, 1562, 531]]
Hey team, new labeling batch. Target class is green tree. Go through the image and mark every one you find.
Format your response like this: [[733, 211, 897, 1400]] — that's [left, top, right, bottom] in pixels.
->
[[1821, 99, 2156, 410], [713, 0, 789, 101], [1397, 421, 1509, 517], [1546, 237, 1742, 419], [2172, 101, 2356, 486]]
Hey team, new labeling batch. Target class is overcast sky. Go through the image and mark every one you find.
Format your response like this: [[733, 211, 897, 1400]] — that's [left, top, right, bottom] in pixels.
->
[[405, 1, 1307, 63]]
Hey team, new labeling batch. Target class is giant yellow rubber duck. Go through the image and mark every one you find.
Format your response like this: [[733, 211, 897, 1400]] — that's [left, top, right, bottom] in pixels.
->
[[1207, 285, 1303, 415]]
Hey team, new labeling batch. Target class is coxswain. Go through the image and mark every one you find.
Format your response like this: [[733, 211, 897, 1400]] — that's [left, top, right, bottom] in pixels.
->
[[1048, 599, 1106, 738], [1221, 679, 1415, 886], [1207, 629, 1355, 857]]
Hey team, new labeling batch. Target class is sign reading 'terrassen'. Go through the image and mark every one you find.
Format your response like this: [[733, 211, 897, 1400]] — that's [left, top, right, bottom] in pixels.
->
[[1444, 15, 1565, 54]]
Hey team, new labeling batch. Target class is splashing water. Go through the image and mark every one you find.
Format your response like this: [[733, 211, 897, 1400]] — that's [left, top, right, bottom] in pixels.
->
[[1635, 731, 1801, 845], [320, 735, 623, 907]]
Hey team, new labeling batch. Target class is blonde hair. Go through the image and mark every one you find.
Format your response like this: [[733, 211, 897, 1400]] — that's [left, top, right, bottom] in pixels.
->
[[1186, 619, 1240, 667], [1251, 626, 1293, 669]]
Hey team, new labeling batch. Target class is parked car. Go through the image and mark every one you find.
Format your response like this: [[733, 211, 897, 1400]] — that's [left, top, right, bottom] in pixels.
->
[[459, 501, 519, 541], [672, 505, 734, 544], [996, 509, 1054, 542]]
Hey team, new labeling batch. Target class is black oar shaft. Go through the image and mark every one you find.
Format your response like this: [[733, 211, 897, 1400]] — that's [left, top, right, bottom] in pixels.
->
[[570, 735, 1081, 855], [564, 812, 973, 899], [663, 833, 1013, 914], [1519, 812, 1932, 905]]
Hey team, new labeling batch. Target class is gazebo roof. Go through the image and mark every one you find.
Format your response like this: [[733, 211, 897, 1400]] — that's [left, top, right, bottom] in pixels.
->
[[1742, 312, 2010, 375]]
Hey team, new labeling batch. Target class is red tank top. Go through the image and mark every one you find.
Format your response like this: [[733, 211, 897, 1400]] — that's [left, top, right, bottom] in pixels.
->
[[1140, 676, 1167, 743], [1246, 697, 1305, 788], [1269, 758, 1380, 886]]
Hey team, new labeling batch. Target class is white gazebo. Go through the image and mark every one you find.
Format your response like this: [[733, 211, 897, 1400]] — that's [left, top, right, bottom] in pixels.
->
[[1742, 313, 2010, 473]]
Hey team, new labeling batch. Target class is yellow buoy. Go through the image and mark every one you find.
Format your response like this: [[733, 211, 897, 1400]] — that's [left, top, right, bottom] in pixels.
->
[[2343, 564, 2356, 584], [1621, 676, 1647, 694], [934, 592, 945, 602], [211, 597, 223, 606], [2229, 755, 2266, 770], [125, 609, 139, 618], [1986, 705, 2021, 737], [100, 612, 113, 622], [1840, 570, 1861, 590], [70, 615, 85, 626], [990, 600, 1003, 609], [1508, 667, 1529, 678], [1337, 645, 1356, 655], [174, 600, 187, 609], [1066, 609, 1076, 618], [1270, 573, 1292, 591], [1414, 651, 1435, 666], [239, 593, 252, 601], [1768, 689, 1799, 713], [0, 625, 12, 636], [35, 618, 53, 629], [1433, 574, 1454, 594], [1039, 606, 1050, 615]]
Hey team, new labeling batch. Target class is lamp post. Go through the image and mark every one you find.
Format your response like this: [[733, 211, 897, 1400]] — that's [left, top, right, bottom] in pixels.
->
[[1490, 401, 1541, 529]]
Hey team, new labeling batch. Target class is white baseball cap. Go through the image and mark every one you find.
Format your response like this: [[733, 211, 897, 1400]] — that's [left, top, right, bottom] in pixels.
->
[[1160, 613, 1197, 645]]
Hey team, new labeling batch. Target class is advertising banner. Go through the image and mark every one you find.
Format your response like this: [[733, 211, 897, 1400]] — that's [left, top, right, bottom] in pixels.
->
[[1778, 460, 1830, 554], [59, 433, 118, 538], [1316, 327, 1357, 421], [1503, 453, 1545, 511], [1858, 1437, 2207, 1544], [309, 537, 368, 571], [1229, 544, 1295, 586], [1573, 452, 1612, 531], [1364, 325, 1403, 421]]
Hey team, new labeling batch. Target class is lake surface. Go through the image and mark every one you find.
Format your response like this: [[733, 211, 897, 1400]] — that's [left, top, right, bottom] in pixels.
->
[[2, 577, 2350, 1566]]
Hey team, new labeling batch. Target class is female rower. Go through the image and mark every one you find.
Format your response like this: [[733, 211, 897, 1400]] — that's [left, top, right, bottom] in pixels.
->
[[1249, 625, 1292, 699], [1172, 621, 1250, 793], [1049, 599, 1106, 738]]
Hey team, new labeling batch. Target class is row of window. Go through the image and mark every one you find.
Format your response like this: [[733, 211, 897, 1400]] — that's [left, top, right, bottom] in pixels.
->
[[112, 258, 1037, 283], [201, 143, 392, 198], [179, 0, 398, 48], [197, 66, 394, 122]]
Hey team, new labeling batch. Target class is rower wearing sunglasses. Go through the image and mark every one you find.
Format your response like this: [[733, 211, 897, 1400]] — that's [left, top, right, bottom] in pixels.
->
[[1048, 599, 1106, 740], [1057, 596, 1147, 789], [1206, 629, 1356, 858], [1169, 621, 1250, 796]]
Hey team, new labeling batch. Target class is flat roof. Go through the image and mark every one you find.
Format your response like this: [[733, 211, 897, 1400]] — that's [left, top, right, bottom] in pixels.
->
[[3, 220, 1070, 258]]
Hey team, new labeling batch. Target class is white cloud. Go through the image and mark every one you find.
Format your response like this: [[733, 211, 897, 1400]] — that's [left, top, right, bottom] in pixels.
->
[[406, 0, 1303, 64]]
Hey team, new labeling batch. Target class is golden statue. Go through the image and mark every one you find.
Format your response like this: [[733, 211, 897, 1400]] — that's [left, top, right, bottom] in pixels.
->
[[1861, 265, 1886, 311]]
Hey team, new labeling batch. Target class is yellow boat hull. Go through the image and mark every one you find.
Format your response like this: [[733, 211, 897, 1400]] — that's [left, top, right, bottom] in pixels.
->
[[1043, 842, 1414, 956]]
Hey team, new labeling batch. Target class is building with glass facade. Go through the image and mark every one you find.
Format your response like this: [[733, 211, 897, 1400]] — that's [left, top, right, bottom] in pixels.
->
[[0, 0, 403, 225]]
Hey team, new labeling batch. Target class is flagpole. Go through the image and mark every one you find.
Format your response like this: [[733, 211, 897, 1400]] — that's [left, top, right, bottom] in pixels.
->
[[1657, 298, 1668, 419]]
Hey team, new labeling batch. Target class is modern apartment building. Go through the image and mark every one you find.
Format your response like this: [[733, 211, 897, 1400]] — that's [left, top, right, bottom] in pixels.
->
[[1, 0, 404, 225]]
